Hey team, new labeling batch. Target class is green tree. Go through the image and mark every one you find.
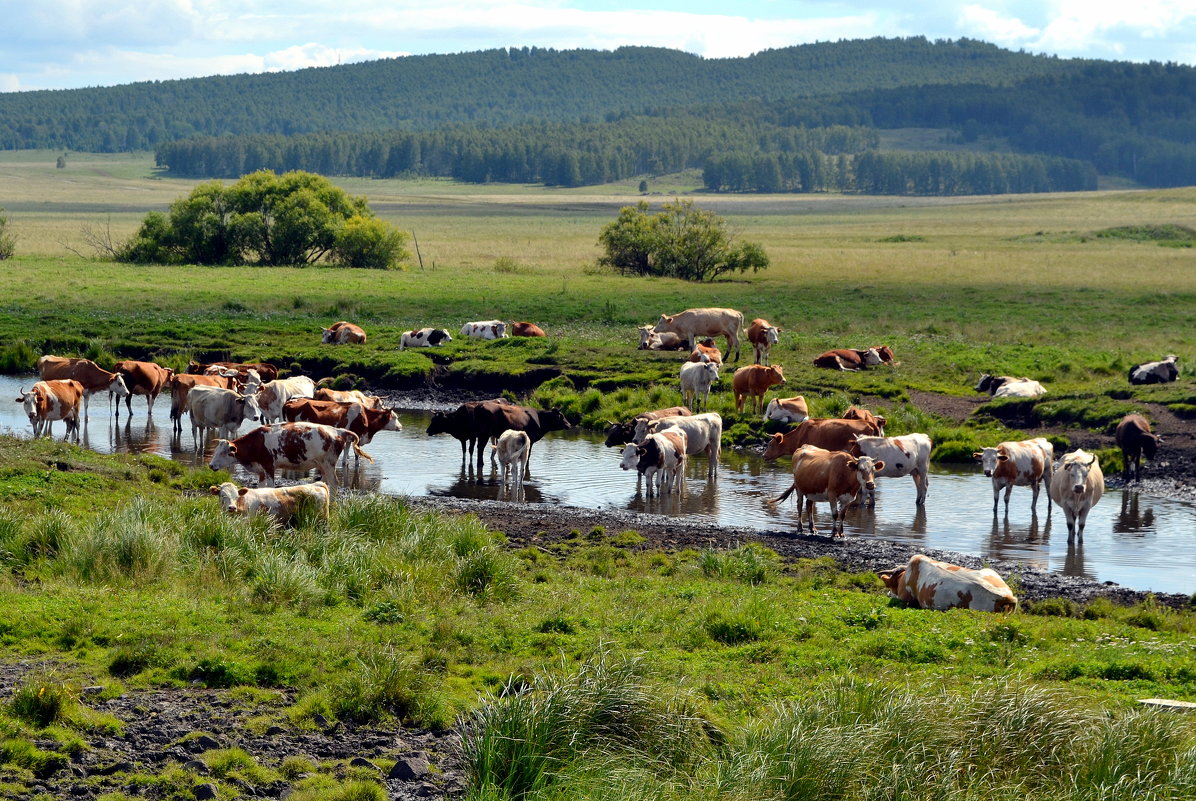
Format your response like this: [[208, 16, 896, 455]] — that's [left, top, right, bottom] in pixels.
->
[[119, 170, 408, 268], [0, 208, 15, 261], [597, 199, 769, 282]]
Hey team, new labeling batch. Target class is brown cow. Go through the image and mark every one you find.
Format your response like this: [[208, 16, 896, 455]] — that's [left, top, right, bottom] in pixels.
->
[[746, 318, 780, 365], [687, 338, 723, 366], [313, 388, 386, 409], [974, 440, 1049, 517], [813, 348, 883, 371], [767, 446, 884, 536], [187, 361, 279, 382], [36, 355, 130, 419], [16, 379, 84, 440], [511, 322, 546, 337], [763, 395, 809, 424], [282, 398, 402, 466], [732, 364, 785, 414], [170, 372, 238, 434], [761, 417, 885, 461], [113, 360, 174, 416], [322, 321, 367, 344], [842, 406, 887, 436], [1115, 414, 1161, 482]]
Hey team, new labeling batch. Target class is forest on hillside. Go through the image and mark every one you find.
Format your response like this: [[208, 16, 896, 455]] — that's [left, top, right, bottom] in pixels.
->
[[2, 37, 1194, 193]]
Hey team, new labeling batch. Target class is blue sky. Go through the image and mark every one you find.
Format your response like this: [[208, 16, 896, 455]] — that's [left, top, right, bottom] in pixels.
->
[[2, 0, 1194, 93]]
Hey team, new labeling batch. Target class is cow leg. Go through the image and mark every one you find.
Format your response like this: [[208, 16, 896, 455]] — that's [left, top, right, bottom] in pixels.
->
[[913, 471, 927, 506], [991, 481, 1000, 516], [1029, 481, 1040, 515]]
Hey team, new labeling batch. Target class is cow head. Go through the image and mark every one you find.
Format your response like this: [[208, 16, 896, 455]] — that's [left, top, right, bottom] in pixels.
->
[[321, 327, 336, 344], [108, 374, 131, 398], [541, 408, 573, 432], [853, 455, 884, 490], [208, 440, 238, 472], [761, 432, 787, 461], [974, 447, 1003, 477], [861, 348, 883, 367], [210, 482, 246, 515], [974, 373, 994, 393], [619, 442, 641, 471], [637, 325, 655, 349], [1060, 452, 1099, 494], [604, 421, 634, 448], [238, 392, 263, 423], [876, 566, 906, 595]]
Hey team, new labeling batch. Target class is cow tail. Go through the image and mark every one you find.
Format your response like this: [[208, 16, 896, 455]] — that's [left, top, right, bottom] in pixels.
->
[[345, 431, 375, 463], [766, 483, 796, 506]]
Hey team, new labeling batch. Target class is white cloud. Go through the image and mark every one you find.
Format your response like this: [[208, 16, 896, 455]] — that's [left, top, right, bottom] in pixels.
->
[[958, 5, 1039, 46], [263, 44, 410, 72]]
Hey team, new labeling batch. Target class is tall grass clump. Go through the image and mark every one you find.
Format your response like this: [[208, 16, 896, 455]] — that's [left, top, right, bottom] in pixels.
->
[[8, 675, 76, 728], [462, 651, 712, 801], [331, 646, 451, 730], [56, 499, 178, 584]]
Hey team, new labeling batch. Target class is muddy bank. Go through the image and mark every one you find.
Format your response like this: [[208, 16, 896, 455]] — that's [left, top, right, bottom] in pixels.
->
[[411, 495, 1193, 611]]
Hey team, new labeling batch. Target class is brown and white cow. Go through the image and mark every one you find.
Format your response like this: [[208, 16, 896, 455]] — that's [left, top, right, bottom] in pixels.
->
[[619, 429, 687, 497], [853, 432, 933, 506], [679, 359, 719, 413], [975, 374, 1047, 398], [1128, 355, 1179, 385], [170, 372, 238, 434], [496, 429, 532, 490], [643, 413, 723, 477], [188, 385, 263, 446], [511, 322, 546, 337], [209, 422, 372, 492], [687, 339, 723, 366], [767, 446, 883, 536], [322, 321, 367, 344], [732, 364, 785, 414], [1050, 449, 1104, 542], [210, 481, 331, 525], [763, 395, 810, 424], [282, 398, 402, 466], [654, 307, 744, 362], [603, 406, 692, 448], [974, 439, 1049, 516], [746, 318, 780, 365], [761, 417, 885, 461], [878, 555, 1018, 613], [36, 355, 130, 419], [461, 320, 507, 340], [813, 348, 883, 371], [637, 325, 687, 351], [399, 328, 453, 350], [1115, 413, 1162, 482], [842, 406, 887, 437], [313, 388, 386, 409], [113, 360, 174, 416], [16, 379, 84, 440], [255, 376, 317, 424], [188, 361, 279, 382]]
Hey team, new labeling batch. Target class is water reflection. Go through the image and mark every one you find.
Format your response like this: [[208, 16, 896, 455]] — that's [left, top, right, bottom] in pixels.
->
[[1064, 543, 1094, 582], [1114, 492, 1155, 536], [986, 515, 1050, 569]]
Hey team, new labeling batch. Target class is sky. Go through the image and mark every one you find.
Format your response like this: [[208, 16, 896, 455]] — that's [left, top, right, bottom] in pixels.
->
[[2, 0, 1195, 93]]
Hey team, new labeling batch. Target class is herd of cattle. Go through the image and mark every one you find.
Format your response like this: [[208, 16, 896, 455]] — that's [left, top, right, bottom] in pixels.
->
[[11, 308, 1183, 614]]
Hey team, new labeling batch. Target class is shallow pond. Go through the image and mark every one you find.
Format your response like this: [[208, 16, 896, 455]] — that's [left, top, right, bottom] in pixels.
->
[[2, 377, 1193, 595]]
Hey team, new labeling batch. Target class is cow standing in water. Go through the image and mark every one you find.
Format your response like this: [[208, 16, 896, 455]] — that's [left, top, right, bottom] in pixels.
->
[[1115, 414, 1162, 481]]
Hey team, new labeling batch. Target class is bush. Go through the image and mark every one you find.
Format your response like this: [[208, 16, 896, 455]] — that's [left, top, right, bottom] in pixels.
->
[[330, 214, 410, 269], [9, 676, 75, 728], [0, 208, 15, 261]]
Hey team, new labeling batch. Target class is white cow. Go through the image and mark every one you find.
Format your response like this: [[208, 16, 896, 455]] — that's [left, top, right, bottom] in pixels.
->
[[1129, 355, 1179, 385], [679, 360, 719, 413], [637, 325, 685, 351], [853, 432, 933, 506], [1050, 449, 1104, 542], [879, 555, 1018, 613], [619, 429, 687, 496], [496, 429, 531, 490], [764, 396, 810, 424], [994, 379, 1047, 398], [644, 413, 723, 477], [255, 376, 317, 424], [461, 320, 507, 340], [399, 328, 453, 350], [654, 307, 744, 362], [188, 385, 263, 446], [210, 481, 331, 525]]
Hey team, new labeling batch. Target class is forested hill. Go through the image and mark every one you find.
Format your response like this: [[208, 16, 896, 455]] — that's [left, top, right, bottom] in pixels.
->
[[0, 38, 1082, 151]]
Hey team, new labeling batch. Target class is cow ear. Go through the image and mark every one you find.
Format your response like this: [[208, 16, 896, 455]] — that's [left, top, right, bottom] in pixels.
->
[[238, 487, 250, 497], [209, 486, 220, 495], [997, 453, 1009, 461], [873, 460, 885, 471], [972, 452, 983, 460]]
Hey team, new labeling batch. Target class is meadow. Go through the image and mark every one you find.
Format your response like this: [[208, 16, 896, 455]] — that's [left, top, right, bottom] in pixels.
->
[[0, 153, 1195, 800]]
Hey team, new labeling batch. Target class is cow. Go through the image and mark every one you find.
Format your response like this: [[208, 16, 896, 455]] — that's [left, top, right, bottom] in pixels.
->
[[878, 555, 1018, 613], [747, 318, 780, 365], [170, 372, 238, 434], [461, 320, 507, 340], [113, 360, 174, 416], [495, 429, 531, 490], [16, 379, 84, 440], [975, 374, 1047, 398], [766, 446, 883, 536], [209, 422, 373, 492], [188, 385, 263, 446], [643, 413, 723, 477], [654, 307, 744, 362], [763, 396, 810, 424], [813, 348, 882, 371], [321, 321, 367, 344], [188, 361, 279, 382], [761, 417, 885, 461], [468, 402, 572, 476], [974, 439, 1049, 516], [36, 355, 130, 419], [873, 346, 898, 365], [1050, 449, 1104, 542], [842, 406, 887, 436], [853, 433, 933, 506], [603, 406, 692, 448], [400, 328, 452, 350], [426, 398, 516, 466], [680, 359, 719, 413], [687, 339, 723, 366], [637, 325, 686, 351], [732, 364, 785, 415], [1129, 355, 1179, 385], [313, 388, 386, 409], [282, 398, 402, 466], [620, 429, 687, 496], [510, 322, 546, 337], [255, 376, 317, 424], [1115, 413, 1162, 482], [209, 481, 331, 525]]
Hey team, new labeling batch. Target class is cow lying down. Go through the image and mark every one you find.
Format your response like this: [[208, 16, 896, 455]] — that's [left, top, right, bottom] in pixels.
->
[[210, 481, 331, 525], [878, 554, 1018, 613]]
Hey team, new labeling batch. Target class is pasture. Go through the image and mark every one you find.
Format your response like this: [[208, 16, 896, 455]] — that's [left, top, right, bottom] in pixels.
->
[[1, 153, 1195, 799]]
